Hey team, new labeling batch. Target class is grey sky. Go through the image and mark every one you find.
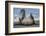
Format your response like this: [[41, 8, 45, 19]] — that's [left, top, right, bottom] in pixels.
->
[[13, 8, 40, 20]]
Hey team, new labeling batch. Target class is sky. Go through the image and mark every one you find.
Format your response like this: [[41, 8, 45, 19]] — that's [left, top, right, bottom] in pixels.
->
[[13, 8, 40, 20]]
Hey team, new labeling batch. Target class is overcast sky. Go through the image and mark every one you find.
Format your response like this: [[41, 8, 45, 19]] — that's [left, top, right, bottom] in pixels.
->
[[13, 8, 40, 20]]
